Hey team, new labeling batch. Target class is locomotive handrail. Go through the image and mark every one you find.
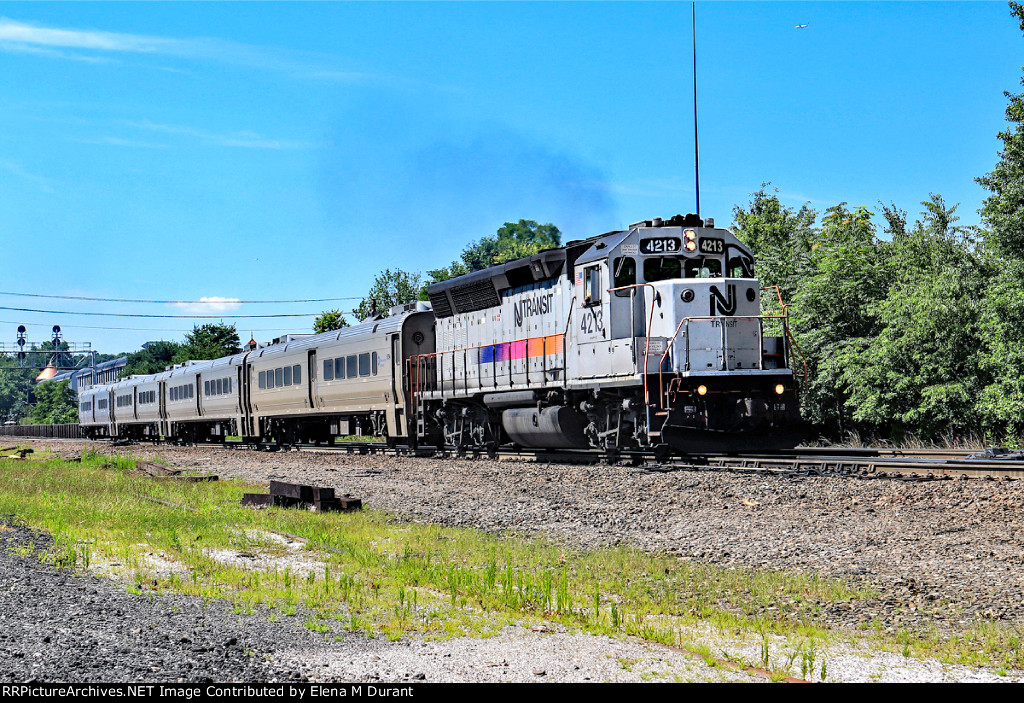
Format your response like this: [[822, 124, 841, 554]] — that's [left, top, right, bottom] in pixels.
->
[[656, 313, 792, 410], [761, 285, 809, 404], [407, 330, 569, 407]]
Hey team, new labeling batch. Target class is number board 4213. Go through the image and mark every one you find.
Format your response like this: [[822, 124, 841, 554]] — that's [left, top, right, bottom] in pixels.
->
[[699, 237, 725, 254], [639, 237, 681, 254]]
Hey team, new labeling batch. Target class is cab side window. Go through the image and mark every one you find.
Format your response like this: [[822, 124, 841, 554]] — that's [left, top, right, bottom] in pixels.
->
[[612, 257, 636, 296], [583, 266, 602, 306]]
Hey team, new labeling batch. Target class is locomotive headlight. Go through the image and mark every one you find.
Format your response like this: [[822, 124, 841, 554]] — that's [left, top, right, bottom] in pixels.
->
[[697, 385, 708, 396], [774, 384, 785, 395], [681, 289, 695, 303], [684, 229, 697, 241], [685, 240, 697, 251]]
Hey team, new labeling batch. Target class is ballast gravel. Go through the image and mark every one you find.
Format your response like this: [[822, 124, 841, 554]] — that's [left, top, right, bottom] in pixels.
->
[[4, 439, 1024, 683]]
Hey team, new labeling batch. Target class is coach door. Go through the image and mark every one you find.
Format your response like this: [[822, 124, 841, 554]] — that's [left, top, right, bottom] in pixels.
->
[[240, 363, 254, 438], [307, 350, 317, 410], [158, 381, 167, 436], [387, 333, 405, 438]]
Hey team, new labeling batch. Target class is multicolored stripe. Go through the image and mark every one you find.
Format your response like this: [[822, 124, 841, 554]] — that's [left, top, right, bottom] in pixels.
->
[[478, 334, 564, 364]]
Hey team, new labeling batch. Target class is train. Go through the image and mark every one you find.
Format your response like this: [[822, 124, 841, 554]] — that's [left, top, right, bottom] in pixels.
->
[[78, 213, 806, 457]]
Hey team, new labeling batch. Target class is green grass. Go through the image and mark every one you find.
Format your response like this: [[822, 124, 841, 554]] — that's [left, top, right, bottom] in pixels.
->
[[1, 448, 1021, 675]]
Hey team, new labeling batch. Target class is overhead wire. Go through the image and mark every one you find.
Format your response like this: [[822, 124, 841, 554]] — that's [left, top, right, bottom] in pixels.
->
[[0, 306, 319, 319], [0, 291, 362, 304], [0, 319, 304, 333]]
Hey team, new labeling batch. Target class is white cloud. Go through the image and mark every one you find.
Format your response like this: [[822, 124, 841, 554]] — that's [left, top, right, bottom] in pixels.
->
[[173, 297, 242, 314], [127, 120, 310, 150], [0, 17, 173, 53], [0, 16, 399, 86], [0, 158, 53, 192], [75, 136, 169, 149]]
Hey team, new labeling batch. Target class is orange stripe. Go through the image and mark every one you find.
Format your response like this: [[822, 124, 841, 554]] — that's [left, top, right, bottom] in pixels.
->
[[544, 335, 563, 355]]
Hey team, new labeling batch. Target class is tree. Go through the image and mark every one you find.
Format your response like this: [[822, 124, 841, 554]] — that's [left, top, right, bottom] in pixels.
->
[[428, 220, 561, 283], [172, 324, 241, 364], [731, 184, 817, 305], [973, 2, 1024, 442], [123, 341, 181, 376], [976, 1, 1024, 260], [313, 309, 349, 334], [841, 196, 989, 441], [0, 357, 34, 424], [790, 204, 887, 437], [354, 269, 423, 320], [28, 379, 77, 425]]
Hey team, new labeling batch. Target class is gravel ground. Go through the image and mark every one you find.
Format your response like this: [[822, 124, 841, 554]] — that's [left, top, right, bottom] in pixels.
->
[[5, 438, 1024, 683]]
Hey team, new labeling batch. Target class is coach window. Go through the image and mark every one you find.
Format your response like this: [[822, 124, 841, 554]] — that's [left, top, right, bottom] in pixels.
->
[[284, 366, 292, 386], [335, 357, 345, 380], [293, 365, 301, 384], [583, 266, 601, 306], [358, 353, 370, 377], [259, 371, 266, 389], [275, 367, 284, 387], [323, 360, 334, 381], [371, 352, 378, 375], [346, 355, 357, 379], [204, 381, 210, 396], [266, 371, 274, 389], [612, 257, 636, 296]]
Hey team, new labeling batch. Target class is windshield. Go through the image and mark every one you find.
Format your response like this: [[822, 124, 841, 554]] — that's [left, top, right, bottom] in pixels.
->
[[643, 256, 724, 282]]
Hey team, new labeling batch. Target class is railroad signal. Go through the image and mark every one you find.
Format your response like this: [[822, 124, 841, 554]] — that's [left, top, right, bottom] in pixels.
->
[[6, 324, 89, 370], [16, 325, 26, 363]]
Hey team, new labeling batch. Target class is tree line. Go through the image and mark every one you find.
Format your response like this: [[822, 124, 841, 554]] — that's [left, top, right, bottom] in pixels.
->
[[0, 325, 243, 425], [731, 2, 1024, 444]]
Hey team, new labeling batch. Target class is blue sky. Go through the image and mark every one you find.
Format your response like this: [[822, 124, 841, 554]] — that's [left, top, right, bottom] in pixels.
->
[[0, 1, 1020, 355]]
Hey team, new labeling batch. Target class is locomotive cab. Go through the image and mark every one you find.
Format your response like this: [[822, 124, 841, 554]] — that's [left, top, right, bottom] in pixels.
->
[[572, 214, 805, 453]]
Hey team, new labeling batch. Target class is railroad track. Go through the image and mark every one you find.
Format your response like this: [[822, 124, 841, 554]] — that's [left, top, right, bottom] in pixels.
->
[[19, 434, 1024, 481], [200, 438, 1024, 481]]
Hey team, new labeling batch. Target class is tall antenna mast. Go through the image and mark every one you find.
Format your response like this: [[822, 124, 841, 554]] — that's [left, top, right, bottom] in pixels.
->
[[692, 1, 701, 218]]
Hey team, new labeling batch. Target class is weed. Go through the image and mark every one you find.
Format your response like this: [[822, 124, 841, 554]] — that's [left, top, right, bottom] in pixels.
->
[[21, 449, 1022, 674]]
